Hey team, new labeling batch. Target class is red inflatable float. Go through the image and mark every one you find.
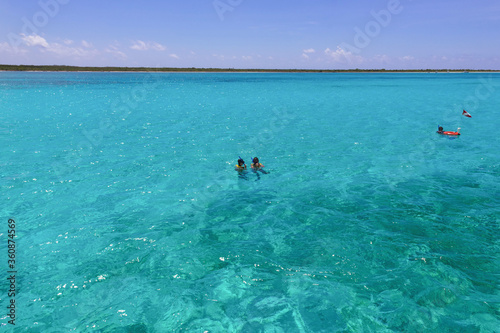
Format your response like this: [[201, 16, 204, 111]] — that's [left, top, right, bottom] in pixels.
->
[[441, 131, 460, 136], [437, 126, 460, 136]]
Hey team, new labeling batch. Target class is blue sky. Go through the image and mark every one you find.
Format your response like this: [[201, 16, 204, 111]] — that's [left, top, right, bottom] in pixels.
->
[[1, 0, 499, 69]]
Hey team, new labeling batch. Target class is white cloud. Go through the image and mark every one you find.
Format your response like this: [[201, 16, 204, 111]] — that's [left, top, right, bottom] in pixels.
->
[[130, 40, 147, 51], [105, 44, 127, 60], [47, 43, 99, 57], [242, 55, 252, 61], [150, 42, 166, 51], [302, 48, 316, 59], [169, 53, 179, 59], [0, 42, 27, 54], [82, 40, 93, 48], [324, 46, 363, 64], [130, 40, 166, 51], [373, 54, 390, 64], [18, 34, 98, 58], [22, 34, 49, 48]]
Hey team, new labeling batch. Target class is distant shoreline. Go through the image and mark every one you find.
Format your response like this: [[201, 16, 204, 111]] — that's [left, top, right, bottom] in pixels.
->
[[0, 65, 499, 73]]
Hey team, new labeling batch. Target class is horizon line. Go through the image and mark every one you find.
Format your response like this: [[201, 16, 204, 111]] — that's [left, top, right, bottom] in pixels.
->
[[1, 64, 499, 73]]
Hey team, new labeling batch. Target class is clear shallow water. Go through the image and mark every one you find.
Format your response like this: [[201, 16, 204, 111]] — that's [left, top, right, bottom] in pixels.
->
[[0, 72, 499, 332]]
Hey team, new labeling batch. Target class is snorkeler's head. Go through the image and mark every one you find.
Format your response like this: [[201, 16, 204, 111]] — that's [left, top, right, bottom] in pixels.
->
[[253, 157, 259, 163], [238, 158, 245, 166]]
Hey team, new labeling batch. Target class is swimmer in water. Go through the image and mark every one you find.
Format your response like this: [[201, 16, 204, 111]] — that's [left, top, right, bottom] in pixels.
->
[[251, 157, 268, 174], [235, 157, 248, 180], [251, 157, 264, 170], [235, 158, 247, 171]]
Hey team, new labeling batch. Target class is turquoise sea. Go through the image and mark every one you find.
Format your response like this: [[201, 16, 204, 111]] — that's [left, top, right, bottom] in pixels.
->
[[0, 72, 499, 332]]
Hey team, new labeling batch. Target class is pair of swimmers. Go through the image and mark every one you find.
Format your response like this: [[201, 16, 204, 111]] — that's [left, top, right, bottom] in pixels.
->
[[235, 157, 264, 171], [236, 157, 267, 180]]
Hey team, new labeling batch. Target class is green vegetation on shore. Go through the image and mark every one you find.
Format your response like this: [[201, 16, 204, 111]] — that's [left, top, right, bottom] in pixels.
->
[[0, 64, 498, 73]]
